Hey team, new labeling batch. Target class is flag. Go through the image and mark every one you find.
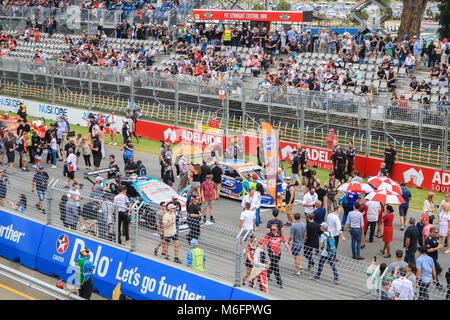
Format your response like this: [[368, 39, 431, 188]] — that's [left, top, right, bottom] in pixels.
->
[[112, 281, 122, 300], [261, 122, 278, 202]]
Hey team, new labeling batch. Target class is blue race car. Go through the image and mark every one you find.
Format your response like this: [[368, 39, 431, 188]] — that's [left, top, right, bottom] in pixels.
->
[[215, 160, 287, 208]]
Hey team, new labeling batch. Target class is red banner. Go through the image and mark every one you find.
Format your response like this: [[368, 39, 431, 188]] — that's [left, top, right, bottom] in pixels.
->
[[193, 9, 305, 22]]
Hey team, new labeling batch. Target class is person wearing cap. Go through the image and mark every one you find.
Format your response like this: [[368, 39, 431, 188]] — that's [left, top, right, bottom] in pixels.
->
[[186, 195, 202, 242], [386, 66, 396, 92], [404, 217, 420, 264], [186, 238, 206, 272], [399, 182, 412, 230], [324, 171, 340, 213], [437, 96, 450, 113], [384, 143, 398, 177], [65, 148, 80, 187], [162, 203, 182, 264], [281, 176, 294, 227], [201, 174, 216, 223], [93, 175, 106, 194], [31, 165, 49, 214], [311, 222, 338, 284], [113, 185, 130, 245], [416, 246, 437, 300], [326, 128, 336, 150], [247, 238, 269, 292], [75, 248, 95, 300], [121, 118, 131, 145]]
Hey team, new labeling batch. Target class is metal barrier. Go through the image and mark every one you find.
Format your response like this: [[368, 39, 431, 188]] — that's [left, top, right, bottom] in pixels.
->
[[0, 56, 448, 170], [0, 168, 447, 300]]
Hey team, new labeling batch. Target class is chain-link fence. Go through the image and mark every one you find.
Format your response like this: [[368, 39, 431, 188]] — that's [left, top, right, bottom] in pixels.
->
[[0, 168, 447, 300]]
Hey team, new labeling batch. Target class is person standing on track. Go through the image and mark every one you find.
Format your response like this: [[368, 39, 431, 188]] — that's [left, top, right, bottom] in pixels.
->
[[399, 182, 412, 231], [31, 165, 49, 214], [75, 248, 95, 300], [113, 185, 130, 245], [384, 143, 398, 177], [262, 224, 292, 288]]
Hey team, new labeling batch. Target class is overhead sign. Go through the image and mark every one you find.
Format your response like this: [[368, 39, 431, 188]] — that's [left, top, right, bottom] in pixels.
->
[[193, 9, 310, 22]]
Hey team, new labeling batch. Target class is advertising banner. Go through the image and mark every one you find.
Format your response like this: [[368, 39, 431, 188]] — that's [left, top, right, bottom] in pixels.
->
[[193, 9, 306, 22], [35, 226, 129, 299], [119, 252, 241, 300], [0, 95, 126, 129], [0, 210, 45, 269], [261, 122, 278, 201], [279, 141, 334, 171]]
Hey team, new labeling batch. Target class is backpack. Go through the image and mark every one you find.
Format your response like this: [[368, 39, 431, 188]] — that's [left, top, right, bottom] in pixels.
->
[[124, 148, 133, 159], [338, 192, 348, 207], [324, 232, 337, 255]]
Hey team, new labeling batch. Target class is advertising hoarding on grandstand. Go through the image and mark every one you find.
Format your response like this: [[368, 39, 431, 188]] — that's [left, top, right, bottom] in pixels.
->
[[193, 9, 312, 22]]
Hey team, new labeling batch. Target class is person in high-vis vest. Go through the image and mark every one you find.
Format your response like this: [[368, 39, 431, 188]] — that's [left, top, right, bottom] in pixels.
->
[[222, 26, 232, 46], [186, 239, 206, 272], [75, 248, 95, 299]]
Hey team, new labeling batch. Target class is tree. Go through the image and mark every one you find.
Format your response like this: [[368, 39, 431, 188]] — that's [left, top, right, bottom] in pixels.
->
[[437, 0, 450, 38], [397, 0, 428, 38], [275, 0, 291, 11]]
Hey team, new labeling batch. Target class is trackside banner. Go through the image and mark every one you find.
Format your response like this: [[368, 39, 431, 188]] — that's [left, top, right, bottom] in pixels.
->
[[0, 217, 267, 300], [0, 210, 45, 269]]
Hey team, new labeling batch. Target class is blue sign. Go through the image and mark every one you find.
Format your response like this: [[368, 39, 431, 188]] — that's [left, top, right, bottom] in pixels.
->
[[230, 287, 267, 300], [0, 97, 21, 111], [0, 210, 45, 269], [120, 252, 235, 300], [38, 104, 68, 117], [35, 226, 129, 299]]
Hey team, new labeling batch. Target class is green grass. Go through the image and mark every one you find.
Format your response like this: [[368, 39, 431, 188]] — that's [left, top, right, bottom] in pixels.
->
[[21, 114, 444, 212]]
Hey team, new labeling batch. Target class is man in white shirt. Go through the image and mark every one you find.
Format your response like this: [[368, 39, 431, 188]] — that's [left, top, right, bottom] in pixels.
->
[[388, 268, 414, 300], [366, 200, 381, 243], [303, 186, 318, 216], [327, 207, 346, 249], [113, 185, 130, 245], [241, 189, 257, 211], [65, 148, 81, 187], [240, 202, 255, 232]]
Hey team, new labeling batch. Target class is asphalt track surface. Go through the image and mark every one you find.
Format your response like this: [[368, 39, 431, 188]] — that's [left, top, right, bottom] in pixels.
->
[[1, 144, 449, 300]]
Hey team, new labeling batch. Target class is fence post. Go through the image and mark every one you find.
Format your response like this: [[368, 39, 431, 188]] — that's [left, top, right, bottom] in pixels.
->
[[174, 76, 179, 127], [443, 110, 449, 170], [234, 229, 250, 287], [130, 71, 135, 107], [17, 61, 22, 99], [46, 179, 55, 226], [51, 63, 55, 106], [241, 85, 246, 131], [224, 87, 229, 137], [88, 67, 93, 110], [365, 98, 372, 157]]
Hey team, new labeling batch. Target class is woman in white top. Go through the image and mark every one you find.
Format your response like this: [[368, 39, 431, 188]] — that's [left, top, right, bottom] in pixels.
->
[[422, 192, 436, 216], [254, 183, 264, 231], [50, 132, 58, 168], [108, 111, 118, 145], [438, 202, 450, 253]]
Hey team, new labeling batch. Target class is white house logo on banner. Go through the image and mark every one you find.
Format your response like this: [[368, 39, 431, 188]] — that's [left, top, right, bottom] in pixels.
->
[[163, 128, 177, 143], [281, 145, 296, 160], [403, 168, 424, 188]]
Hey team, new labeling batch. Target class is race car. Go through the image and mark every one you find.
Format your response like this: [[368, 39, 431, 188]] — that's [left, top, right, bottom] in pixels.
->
[[215, 159, 287, 207], [0, 114, 47, 138], [97, 172, 188, 230]]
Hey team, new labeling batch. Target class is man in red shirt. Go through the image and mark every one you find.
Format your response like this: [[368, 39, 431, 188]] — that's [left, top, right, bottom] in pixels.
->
[[208, 114, 219, 129], [262, 224, 292, 288], [201, 174, 216, 223], [326, 128, 336, 150]]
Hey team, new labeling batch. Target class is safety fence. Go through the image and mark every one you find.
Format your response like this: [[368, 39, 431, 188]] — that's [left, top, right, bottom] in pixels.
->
[[0, 168, 447, 300], [0, 57, 448, 170]]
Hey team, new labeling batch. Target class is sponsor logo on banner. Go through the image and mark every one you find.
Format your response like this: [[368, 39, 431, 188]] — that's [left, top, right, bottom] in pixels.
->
[[56, 234, 69, 254], [162, 127, 221, 146], [38, 104, 68, 117], [403, 168, 424, 188], [262, 122, 278, 200], [0, 97, 21, 110], [280, 143, 333, 170], [431, 171, 450, 193]]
